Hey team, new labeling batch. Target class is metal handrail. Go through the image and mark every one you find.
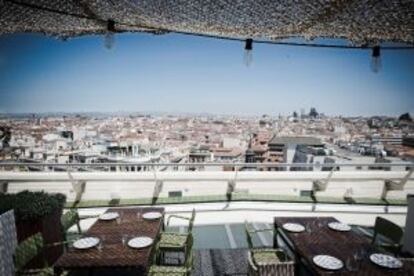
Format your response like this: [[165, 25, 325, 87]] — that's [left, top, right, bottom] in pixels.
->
[[0, 162, 412, 168]]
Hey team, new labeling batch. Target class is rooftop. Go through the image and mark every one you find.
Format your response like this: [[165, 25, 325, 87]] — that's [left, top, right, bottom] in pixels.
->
[[269, 136, 323, 146]]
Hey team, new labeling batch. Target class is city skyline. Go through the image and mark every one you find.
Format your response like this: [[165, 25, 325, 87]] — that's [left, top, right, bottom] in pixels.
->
[[0, 33, 413, 116], [0, 110, 412, 119]]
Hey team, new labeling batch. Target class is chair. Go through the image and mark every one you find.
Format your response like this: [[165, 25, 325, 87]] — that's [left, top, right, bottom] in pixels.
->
[[148, 234, 194, 276], [0, 210, 18, 276], [60, 209, 83, 249], [13, 233, 67, 275], [61, 209, 82, 235], [61, 209, 98, 244], [245, 222, 294, 276], [157, 209, 196, 264], [372, 217, 404, 256]]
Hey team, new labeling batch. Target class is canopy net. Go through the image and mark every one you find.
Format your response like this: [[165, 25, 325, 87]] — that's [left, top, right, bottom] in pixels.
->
[[1, 0, 413, 45]]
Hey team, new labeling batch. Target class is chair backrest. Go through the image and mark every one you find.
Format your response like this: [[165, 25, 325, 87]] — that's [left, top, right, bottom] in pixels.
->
[[187, 209, 196, 233], [185, 233, 194, 270], [13, 233, 44, 271], [244, 222, 255, 249], [61, 209, 80, 232], [373, 217, 404, 246], [0, 210, 18, 276]]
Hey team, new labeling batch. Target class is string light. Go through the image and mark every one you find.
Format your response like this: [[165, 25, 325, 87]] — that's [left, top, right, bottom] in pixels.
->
[[244, 39, 253, 67], [5, 0, 414, 51], [371, 46, 381, 73], [104, 20, 115, 50]]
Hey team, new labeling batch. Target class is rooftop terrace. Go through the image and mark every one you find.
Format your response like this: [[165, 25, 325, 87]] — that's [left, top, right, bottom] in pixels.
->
[[1, 162, 413, 275]]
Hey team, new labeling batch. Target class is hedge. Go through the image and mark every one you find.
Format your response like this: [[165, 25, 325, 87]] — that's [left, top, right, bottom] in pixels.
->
[[0, 191, 66, 221]]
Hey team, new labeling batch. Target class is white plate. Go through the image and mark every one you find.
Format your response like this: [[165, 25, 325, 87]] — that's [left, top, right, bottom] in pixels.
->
[[313, 255, 344, 270], [142, 212, 162, 220], [99, 212, 119, 221], [128, 236, 153, 249], [370, 253, 403, 269], [73, 237, 100, 249], [282, 223, 305, 233], [328, 222, 351, 232]]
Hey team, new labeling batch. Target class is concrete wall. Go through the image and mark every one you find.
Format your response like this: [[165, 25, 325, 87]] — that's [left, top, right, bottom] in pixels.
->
[[159, 181, 228, 198], [1, 171, 413, 202], [235, 180, 312, 196]]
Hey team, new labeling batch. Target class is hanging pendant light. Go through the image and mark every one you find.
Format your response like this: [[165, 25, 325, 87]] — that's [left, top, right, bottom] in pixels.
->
[[371, 46, 381, 73], [244, 39, 253, 67], [104, 20, 115, 50]]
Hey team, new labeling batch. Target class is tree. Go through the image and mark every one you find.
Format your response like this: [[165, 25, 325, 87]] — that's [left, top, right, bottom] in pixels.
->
[[309, 107, 319, 118], [398, 113, 412, 122], [0, 126, 11, 148]]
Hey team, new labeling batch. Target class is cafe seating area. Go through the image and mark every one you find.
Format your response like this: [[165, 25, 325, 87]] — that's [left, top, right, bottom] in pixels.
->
[[1, 168, 413, 275], [1, 202, 414, 276]]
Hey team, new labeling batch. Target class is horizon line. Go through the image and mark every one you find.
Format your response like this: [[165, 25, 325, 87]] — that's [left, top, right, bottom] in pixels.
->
[[0, 110, 411, 119]]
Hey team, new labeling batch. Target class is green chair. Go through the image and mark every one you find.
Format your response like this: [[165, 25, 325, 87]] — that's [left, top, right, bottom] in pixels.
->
[[60, 209, 83, 249], [61, 209, 98, 246], [245, 222, 294, 276], [372, 217, 404, 256], [149, 234, 194, 276], [157, 209, 196, 264], [13, 233, 67, 275], [61, 209, 82, 235]]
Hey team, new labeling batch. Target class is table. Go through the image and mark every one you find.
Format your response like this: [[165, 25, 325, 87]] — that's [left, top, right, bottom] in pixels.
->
[[274, 216, 414, 275], [55, 207, 164, 275]]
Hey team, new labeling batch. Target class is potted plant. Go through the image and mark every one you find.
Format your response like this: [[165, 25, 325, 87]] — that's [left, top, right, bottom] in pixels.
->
[[0, 190, 66, 267]]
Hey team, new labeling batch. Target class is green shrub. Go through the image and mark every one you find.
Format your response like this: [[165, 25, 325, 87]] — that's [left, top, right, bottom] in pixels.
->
[[0, 191, 66, 221]]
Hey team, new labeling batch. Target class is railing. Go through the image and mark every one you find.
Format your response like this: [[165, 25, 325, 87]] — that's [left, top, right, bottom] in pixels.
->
[[2, 162, 412, 227], [0, 162, 412, 212], [0, 162, 412, 170]]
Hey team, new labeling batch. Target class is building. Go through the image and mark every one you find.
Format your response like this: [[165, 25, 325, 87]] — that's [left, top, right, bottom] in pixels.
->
[[212, 147, 243, 163], [371, 134, 403, 146], [268, 136, 325, 170], [404, 137, 414, 148]]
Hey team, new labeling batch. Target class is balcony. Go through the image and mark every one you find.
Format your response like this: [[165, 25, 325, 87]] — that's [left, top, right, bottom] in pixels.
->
[[1, 162, 413, 275]]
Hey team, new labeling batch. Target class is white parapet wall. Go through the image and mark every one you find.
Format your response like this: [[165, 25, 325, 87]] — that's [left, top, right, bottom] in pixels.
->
[[0, 170, 412, 182], [2, 170, 412, 230], [1, 170, 413, 201]]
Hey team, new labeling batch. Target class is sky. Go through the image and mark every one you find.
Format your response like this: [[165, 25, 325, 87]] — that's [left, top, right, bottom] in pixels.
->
[[0, 33, 413, 117]]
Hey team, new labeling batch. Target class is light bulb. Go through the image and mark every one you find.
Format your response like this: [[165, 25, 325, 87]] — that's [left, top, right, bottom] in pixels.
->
[[104, 32, 115, 50], [244, 39, 253, 67], [371, 46, 381, 73], [244, 49, 253, 67], [104, 20, 116, 50]]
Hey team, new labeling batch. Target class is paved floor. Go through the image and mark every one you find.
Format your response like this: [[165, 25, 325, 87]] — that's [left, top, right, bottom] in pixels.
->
[[193, 249, 248, 276], [65, 249, 250, 276]]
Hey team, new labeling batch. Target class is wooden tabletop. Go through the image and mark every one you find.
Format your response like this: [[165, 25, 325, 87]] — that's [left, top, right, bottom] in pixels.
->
[[274, 216, 414, 275], [55, 207, 164, 274]]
